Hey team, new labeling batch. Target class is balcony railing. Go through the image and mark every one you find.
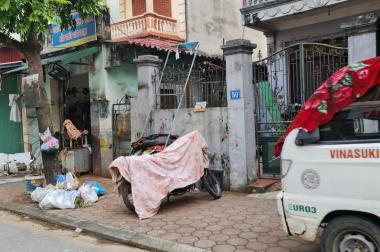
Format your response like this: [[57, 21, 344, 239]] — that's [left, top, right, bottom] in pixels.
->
[[111, 13, 178, 39]]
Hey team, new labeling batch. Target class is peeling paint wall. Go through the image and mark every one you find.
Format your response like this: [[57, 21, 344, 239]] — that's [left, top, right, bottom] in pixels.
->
[[89, 46, 137, 177], [171, 0, 186, 39], [152, 107, 230, 188], [186, 0, 266, 59], [21, 45, 137, 177]]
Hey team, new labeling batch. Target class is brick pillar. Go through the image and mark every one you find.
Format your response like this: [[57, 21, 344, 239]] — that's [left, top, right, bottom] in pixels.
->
[[131, 55, 162, 142], [221, 39, 257, 191]]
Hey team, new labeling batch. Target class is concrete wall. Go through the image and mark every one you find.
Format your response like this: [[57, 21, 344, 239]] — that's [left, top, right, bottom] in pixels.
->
[[106, 0, 120, 23], [125, 0, 133, 20], [88, 46, 137, 177], [171, 0, 186, 39], [186, 0, 266, 59], [275, 18, 345, 50], [107, 0, 121, 22], [273, 7, 380, 51], [98, 61, 137, 177], [152, 108, 230, 187]]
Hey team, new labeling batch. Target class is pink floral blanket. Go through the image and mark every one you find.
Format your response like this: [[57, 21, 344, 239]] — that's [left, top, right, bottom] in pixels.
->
[[108, 131, 209, 219]]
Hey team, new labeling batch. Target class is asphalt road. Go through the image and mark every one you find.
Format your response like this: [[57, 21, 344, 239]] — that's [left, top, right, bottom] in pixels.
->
[[0, 210, 147, 252]]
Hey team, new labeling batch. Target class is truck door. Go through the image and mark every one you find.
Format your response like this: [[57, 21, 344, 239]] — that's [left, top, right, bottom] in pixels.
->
[[284, 104, 380, 202]]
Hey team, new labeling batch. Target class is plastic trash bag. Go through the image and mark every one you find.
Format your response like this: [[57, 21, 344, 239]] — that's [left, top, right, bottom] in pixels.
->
[[39, 127, 59, 152], [40, 137, 59, 152], [55, 172, 79, 190], [39, 128, 52, 143], [39, 189, 80, 209], [83, 181, 105, 196], [79, 185, 98, 203], [31, 184, 55, 203], [65, 172, 79, 190], [56, 174, 65, 185]]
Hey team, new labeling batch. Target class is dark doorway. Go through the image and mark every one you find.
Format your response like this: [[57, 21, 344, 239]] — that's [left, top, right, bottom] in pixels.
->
[[63, 74, 91, 140]]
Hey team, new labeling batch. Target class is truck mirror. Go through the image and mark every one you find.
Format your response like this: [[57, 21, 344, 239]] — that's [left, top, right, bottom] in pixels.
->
[[295, 128, 320, 146]]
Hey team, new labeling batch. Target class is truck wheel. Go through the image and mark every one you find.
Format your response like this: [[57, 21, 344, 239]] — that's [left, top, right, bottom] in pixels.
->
[[321, 216, 380, 252]]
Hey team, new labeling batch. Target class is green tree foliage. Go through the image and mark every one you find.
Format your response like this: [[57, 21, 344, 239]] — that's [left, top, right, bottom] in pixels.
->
[[0, 0, 106, 51]]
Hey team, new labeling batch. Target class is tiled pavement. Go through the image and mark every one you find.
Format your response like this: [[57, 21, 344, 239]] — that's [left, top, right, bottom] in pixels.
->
[[0, 176, 320, 252]]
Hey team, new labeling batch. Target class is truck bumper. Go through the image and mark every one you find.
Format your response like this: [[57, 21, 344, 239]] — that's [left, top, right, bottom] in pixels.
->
[[277, 192, 320, 242], [276, 191, 290, 235]]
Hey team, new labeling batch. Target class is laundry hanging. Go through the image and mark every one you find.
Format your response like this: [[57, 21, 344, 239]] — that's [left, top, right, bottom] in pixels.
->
[[8, 94, 21, 123]]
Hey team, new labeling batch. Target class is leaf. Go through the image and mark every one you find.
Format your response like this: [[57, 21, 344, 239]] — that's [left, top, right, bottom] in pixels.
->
[[0, 0, 10, 10], [317, 101, 328, 114], [330, 83, 342, 91], [341, 73, 352, 86], [349, 62, 369, 72]]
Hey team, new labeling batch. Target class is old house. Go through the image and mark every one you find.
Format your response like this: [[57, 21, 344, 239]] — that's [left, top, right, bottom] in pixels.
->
[[240, 0, 380, 177], [104, 0, 270, 188], [109, 0, 267, 59], [0, 1, 270, 190]]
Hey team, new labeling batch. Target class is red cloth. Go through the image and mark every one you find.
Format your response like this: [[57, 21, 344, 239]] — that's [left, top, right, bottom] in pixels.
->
[[275, 56, 380, 156]]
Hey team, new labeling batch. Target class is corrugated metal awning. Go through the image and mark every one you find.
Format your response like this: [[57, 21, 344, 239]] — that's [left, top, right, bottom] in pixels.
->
[[3, 46, 100, 75]]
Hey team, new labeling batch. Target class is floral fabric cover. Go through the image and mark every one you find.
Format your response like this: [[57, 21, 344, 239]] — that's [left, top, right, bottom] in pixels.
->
[[275, 56, 380, 156], [108, 131, 209, 219]]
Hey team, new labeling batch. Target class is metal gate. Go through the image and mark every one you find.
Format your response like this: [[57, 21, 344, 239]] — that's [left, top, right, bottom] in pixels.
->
[[0, 75, 23, 153], [112, 96, 131, 158], [253, 42, 348, 178]]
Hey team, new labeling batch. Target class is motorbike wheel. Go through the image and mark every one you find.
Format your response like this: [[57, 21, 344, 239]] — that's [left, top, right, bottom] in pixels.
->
[[121, 180, 136, 213], [201, 168, 222, 199]]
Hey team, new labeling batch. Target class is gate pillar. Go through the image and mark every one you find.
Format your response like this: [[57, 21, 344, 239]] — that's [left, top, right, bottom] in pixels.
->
[[131, 55, 162, 142], [222, 39, 257, 191]]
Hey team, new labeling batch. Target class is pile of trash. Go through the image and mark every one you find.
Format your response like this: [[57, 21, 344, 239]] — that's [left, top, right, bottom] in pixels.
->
[[30, 172, 105, 210]]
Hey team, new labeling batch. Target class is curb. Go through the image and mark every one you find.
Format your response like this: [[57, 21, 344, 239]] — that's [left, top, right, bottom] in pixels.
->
[[0, 201, 206, 252]]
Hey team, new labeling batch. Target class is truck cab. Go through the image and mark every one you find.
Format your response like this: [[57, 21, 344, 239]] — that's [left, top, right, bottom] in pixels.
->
[[277, 101, 380, 251]]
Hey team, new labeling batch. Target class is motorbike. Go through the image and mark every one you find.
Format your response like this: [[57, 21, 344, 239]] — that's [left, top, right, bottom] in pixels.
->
[[119, 134, 222, 213]]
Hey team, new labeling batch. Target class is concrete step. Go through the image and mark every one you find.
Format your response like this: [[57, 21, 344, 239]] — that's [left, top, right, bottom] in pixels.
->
[[249, 179, 278, 193]]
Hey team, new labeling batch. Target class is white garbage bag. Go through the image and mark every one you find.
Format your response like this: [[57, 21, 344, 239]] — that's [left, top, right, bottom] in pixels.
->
[[39, 189, 80, 209], [31, 184, 55, 203], [65, 172, 79, 190], [79, 185, 98, 204]]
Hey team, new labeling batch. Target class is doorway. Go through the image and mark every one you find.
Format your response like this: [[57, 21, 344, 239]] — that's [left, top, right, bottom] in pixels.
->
[[0, 75, 23, 153], [63, 74, 91, 142]]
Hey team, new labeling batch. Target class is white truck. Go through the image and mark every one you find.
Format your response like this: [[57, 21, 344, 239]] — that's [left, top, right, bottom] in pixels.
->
[[277, 101, 380, 251]]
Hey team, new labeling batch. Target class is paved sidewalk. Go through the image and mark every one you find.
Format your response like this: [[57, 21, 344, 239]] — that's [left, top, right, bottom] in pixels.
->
[[0, 176, 320, 252]]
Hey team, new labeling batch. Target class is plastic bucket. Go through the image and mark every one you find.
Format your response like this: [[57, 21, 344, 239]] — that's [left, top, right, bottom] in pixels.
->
[[24, 175, 45, 194]]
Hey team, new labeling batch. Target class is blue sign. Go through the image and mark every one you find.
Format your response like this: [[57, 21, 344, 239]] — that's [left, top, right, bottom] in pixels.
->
[[51, 13, 97, 47], [230, 90, 241, 100]]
